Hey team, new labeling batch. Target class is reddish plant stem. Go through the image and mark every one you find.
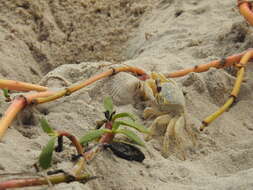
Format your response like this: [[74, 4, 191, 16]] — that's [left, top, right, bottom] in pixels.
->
[[0, 173, 90, 189], [84, 121, 115, 162], [99, 121, 114, 144], [57, 131, 84, 155], [164, 50, 252, 78], [0, 91, 54, 140]]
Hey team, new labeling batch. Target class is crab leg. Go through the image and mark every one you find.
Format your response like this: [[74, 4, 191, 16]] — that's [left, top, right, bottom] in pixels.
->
[[143, 107, 165, 119], [162, 117, 177, 158], [145, 114, 172, 141], [173, 115, 187, 160]]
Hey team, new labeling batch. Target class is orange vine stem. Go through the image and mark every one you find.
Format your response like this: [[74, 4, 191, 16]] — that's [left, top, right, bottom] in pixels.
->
[[238, 0, 253, 26], [34, 66, 148, 105], [0, 91, 54, 140], [0, 79, 47, 92], [164, 50, 252, 78], [57, 131, 84, 155], [200, 50, 253, 130]]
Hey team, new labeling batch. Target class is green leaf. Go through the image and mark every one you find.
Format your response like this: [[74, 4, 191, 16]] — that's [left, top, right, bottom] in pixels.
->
[[115, 120, 150, 134], [39, 136, 57, 169], [2, 89, 9, 98], [112, 121, 121, 132], [40, 118, 56, 136], [115, 129, 145, 147], [79, 129, 111, 145], [103, 96, 114, 114], [112, 112, 136, 122]]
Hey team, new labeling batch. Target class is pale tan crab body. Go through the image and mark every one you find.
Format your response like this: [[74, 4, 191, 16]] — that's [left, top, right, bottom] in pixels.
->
[[141, 73, 196, 159]]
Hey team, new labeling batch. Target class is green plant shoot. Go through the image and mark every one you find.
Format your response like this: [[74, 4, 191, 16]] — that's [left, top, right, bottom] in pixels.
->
[[80, 96, 149, 147], [39, 136, 57, 169], [103, 96, 114, 114], [2, 89, 11, 101], [40, 118, 57, 136], [39, 118, 58, 169]]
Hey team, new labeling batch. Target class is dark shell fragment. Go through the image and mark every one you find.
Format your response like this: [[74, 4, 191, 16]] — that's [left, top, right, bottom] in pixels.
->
[[104, 141, 145, 162]]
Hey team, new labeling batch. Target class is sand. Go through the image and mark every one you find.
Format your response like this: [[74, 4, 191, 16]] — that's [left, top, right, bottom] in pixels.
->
[[1, 0, 253, 189]]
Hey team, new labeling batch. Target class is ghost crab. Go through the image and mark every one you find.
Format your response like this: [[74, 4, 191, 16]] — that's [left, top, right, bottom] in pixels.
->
[[137, 72, 196, 159]]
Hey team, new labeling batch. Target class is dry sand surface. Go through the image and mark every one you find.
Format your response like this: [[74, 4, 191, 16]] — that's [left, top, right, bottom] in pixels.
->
[[1, 0, 253, 189]]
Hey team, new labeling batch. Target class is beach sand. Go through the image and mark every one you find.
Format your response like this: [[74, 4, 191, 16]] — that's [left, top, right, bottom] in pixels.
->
[[1, 0, 253, 189]]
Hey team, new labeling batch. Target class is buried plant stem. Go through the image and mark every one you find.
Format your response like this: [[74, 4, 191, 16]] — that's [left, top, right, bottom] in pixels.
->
[[0, 171, 90, 189], [0, 91, 54, 140], [0, 79, 47, 92], [200, 50, 252, 130], [57, 131, 84, 155], [55, 131, 87, 176], [34, 66, 148, 105]]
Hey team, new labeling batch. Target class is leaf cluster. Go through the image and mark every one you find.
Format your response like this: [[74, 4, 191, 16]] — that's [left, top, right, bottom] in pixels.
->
[[79, 96, 149, 147]]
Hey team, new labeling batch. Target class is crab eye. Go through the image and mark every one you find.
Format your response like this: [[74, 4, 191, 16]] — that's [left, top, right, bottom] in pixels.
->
[[157, 86, 162, 93], [155, 79, 162, 93]]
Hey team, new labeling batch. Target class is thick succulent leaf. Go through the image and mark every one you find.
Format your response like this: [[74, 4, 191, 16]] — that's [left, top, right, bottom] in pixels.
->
[[115, 129, 145, 147], [79, 129, 111, 145], [112, 121, 121, 132], [39, 136, 57, 169], [40, 118, 56, 136], [112, 112, 136, 122], [116, 120, 150, 134], [103, 96, 114, 114]]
